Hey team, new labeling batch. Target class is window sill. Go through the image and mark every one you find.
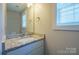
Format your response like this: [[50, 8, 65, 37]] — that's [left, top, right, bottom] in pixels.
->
[[53, 25, 79, 31]]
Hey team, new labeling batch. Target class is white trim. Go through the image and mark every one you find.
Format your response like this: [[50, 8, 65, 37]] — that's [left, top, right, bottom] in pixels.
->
[[53, 3, 79, 31]]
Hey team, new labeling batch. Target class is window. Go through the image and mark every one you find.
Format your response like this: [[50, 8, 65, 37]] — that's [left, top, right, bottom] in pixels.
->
[[22, 13, 26, 33], [22, 14, 26, 28], [55, 3, 79, 30]]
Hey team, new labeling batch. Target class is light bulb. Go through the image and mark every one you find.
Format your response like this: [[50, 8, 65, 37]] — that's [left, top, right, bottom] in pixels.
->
[[27, 3, 32, 8]]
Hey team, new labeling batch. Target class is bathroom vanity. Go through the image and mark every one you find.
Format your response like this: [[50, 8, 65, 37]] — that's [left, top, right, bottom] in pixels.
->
[[3, 4, 47, 55], [3, 35, 45, 55]]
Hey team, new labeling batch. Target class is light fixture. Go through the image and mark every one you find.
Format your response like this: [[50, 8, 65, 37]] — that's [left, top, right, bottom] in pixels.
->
[[27, 3, 33, 8]]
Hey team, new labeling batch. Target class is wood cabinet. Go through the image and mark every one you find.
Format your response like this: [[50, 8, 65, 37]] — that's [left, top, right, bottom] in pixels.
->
[[6, 39, 44, 55]]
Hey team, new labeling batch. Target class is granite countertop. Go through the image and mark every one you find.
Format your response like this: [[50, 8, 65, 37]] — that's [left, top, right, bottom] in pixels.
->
[[4, 34, 44, 51]]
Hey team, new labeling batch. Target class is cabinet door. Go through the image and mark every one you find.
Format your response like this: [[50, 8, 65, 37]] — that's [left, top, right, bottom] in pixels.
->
[[28, 47, 44, 55], [7, 44, 33, 55], [28, 40, 44, 55], [30, 40, 44, 49], [7, 40, 44, 55]]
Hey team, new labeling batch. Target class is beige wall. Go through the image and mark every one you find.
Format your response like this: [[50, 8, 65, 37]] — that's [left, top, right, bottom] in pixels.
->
[[27, 3, 79, 55], [6, 11, 21, 35], [34, 4, 53, 34], [46, 4, 79, 55], [27, 3, 53, 34]]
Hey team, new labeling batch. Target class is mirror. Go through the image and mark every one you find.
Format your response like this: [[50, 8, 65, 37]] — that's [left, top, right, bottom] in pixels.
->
[[6, 3, 27, 39]]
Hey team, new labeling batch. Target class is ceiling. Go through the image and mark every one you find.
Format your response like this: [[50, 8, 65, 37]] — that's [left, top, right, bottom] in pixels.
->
[[7, 3, 27, 13]]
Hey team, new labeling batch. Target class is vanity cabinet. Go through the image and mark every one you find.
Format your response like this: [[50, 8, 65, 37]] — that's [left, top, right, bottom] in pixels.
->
[[6, 39, 44, 55]]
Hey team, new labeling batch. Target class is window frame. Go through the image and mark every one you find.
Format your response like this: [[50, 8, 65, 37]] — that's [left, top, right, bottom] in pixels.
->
[[53, 3, 79, 31]]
